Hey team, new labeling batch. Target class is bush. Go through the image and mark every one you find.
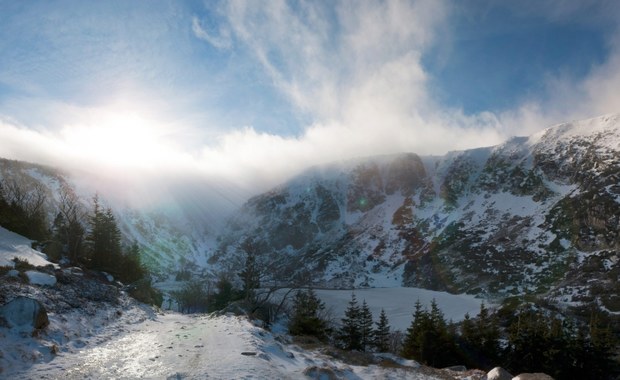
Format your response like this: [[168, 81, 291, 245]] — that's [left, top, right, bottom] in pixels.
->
[[128, 278, 163, 307]]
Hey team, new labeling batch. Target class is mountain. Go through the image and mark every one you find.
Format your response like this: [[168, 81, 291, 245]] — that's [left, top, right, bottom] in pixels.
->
[[211, 114, 620, 313], [2, 114, 619, 314], [0, 158, 219, 277]]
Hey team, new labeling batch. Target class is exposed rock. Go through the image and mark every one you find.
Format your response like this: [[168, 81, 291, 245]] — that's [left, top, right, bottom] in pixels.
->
[[512, 373, 554, 380], [0, 296, 49, 331], [303, 365, 340, 380], [444, 365, 467, 372], [483, 366, 513, 380]]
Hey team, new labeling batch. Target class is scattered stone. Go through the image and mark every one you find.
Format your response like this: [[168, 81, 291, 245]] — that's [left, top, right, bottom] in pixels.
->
[[483, 367, 513, 380], [241, 351, 257, 356], [0, 296, 49, 331]]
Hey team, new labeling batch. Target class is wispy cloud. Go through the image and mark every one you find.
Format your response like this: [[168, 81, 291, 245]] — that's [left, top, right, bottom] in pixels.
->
[[192, 16, 232, 50], [2, 0, 620, 210]]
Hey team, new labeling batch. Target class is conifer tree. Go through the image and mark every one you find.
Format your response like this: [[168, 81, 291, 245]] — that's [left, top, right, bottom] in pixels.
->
[[402, 299, 458, 367], [359, 300, 374, 352], [402, 299, 427, 359], [288, 288, 329, 341], [86, 195, 122, 272], [373, 308, 391, 352], [338, 293, 362, 350], [118, 241, 145, 283], [460, 303, 500, 369]]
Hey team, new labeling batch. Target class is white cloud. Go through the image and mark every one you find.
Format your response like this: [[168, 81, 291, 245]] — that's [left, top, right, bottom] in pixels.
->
[[191, 16, 232, 50], [3, 0, 620, 211]]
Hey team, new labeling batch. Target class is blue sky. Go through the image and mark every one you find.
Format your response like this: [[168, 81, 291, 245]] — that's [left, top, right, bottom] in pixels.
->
[[1, 0, 619, 195]]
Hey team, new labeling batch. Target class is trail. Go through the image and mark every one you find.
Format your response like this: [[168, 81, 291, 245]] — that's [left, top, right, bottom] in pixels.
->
[[16, 313, 291, 380]]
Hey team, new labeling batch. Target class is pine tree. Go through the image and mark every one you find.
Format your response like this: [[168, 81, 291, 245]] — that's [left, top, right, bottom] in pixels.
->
[[373, 308, 391, 352], [359, 300, 374, 352], [212, 277, 236, 311], [86, 195, 122, 272], [459, 303, 500, 370], [118, 242, 145, 283], [288, 288, 329, 341], [402, 299, 458, 367], [338, 293, 362, 350], [402, 299, 427, 359]]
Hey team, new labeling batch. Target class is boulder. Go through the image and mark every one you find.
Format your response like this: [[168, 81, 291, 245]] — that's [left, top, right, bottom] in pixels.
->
[[513, 373, 554, 380], [483, 367, 513, 380], [0, 296, 49, 331]]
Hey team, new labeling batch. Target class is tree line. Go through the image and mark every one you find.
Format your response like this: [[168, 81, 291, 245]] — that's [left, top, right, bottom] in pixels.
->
[[286, 292, 619, 380], [0, 177, 146, 285]]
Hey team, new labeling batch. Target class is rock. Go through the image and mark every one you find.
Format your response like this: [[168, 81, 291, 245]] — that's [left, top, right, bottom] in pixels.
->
[[483, 367, 513, 380], [303, 366, 340, 380], [241, 352, 257, 356], [7, 269, 19, 277], [0, 296, 49, 331], [444, 365, 467, 372], [512, 373, 554, 380]]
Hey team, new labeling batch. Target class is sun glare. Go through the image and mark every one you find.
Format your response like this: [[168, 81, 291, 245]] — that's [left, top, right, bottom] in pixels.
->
[[62, 111, 174, 171]]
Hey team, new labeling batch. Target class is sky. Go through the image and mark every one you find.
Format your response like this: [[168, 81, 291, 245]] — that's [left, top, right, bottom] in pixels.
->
[[1, 0, 620, 208]]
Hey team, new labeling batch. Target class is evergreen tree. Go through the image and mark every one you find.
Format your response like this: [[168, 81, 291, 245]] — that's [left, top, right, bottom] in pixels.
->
[[402, 299, 428, 359], [86, 195, 122, 272], [211, 277, 237, 311], [373, 308, 391, 352], [118, 242, 145, 283], [460, 303, 500, 369], [402, 299, 458, 367], [338, 293, 362, 350], [288, 288, 329, 341], [586, 311, 617, 379], [359, 300, 374, 352]]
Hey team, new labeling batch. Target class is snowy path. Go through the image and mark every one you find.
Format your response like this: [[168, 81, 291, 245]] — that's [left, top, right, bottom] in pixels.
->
[[17, 313, 293, 380], [14, 311, 447, 380]]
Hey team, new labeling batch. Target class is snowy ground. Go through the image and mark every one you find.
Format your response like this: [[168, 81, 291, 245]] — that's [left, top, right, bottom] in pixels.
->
[[0, 226, 481, 379], [0, 226, 56, 268], [7, 309, 459, 380]]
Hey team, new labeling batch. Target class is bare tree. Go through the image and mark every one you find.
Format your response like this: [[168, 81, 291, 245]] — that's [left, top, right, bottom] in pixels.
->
[[56, 184, 86, 263]]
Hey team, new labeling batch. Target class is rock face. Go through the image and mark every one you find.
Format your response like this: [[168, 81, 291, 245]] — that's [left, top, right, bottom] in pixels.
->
[[0, 296, 49, 331], [212, 114, 620, 313]]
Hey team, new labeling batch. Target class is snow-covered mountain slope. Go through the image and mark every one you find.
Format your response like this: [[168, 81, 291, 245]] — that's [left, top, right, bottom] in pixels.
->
[[0, 158, 218, 277], [2, 114, 620, 313], [212, 114, 620, 312]]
